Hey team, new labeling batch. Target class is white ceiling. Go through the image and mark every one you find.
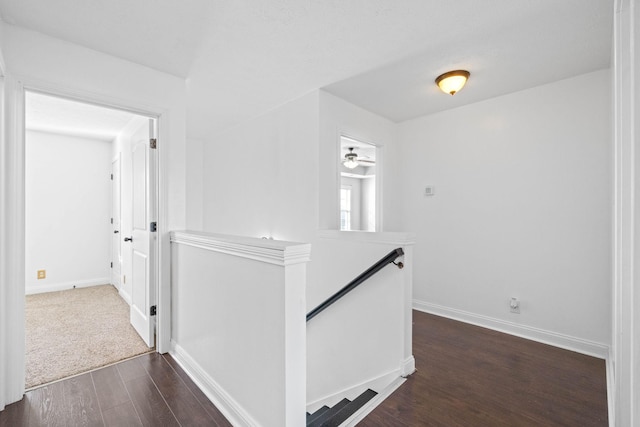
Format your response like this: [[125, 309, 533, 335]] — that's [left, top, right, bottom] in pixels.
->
[[26, 91, 139, 141], [0, 1, 613, 137], [324, 1, 613, 123], [0, 0, 212, 77]]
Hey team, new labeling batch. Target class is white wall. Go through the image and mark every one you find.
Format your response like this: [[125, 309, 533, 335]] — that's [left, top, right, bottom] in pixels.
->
[[186, 138, 204, 230], [170, 231, 309, 427], [398, 69, 612, 354], [1, 23, 187, 353], [195, 89, 415, 411], [3, 22, 188, 230], [198, 88, 403, 305], [307, 231, 414, 411], [25, 131, 111, 293], [201, 91, 319, 243], [199, 89, 399, 241]]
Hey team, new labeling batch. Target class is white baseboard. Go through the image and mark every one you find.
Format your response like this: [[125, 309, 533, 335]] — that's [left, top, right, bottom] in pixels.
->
[[306, 366, 403, 414], [119, 288, 132, 306], [606, 349, 615, 427], [169, 341, 260, 427], [401, 355, 415, 377], [413, 299, 609, 359], [25, 278, 111, 295]]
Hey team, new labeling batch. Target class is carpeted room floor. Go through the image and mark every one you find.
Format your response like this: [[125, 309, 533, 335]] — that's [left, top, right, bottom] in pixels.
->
[[25, 284, 152, 389]]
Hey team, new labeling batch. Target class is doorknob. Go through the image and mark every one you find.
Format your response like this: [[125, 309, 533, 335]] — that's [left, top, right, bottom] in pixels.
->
[[114, 230, 120, 234], [124, 237, 133, 242]]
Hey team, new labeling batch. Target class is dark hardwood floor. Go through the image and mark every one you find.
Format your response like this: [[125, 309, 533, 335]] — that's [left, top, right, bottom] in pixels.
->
[[360, 310, 608, 427], [0, 352, 232, 427], [0, 311, 608, 426]]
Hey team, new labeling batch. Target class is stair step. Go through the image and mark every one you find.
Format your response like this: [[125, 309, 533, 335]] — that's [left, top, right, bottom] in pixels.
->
[[322, 389, 378, 427], [307, 398, 350, 427], [306, 389, 378, 427], [307, 406, 330, 424]]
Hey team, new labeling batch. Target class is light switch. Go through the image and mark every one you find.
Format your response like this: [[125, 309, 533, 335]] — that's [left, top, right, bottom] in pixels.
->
[[424, 186, 435, 196]]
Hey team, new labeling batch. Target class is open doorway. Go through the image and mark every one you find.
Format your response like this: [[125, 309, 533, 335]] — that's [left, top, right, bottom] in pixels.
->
[[339, 135, 378, 231], [24, 91, 158, 389]]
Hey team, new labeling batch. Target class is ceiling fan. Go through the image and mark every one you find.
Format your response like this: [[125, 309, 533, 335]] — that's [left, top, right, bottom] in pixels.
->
[[342, 147, 375, 169]]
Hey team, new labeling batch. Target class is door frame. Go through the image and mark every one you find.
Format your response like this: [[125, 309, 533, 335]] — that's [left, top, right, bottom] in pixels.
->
[[337, 132, 384, 232], [5, 77, 170, 398]]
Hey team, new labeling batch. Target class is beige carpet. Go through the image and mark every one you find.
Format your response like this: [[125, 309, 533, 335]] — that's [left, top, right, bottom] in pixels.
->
[[25, 284, 153, 389]]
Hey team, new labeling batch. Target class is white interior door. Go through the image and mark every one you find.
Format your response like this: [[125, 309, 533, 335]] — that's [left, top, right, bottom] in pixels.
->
[[129, 119, 156, 347], [111, 155, 121, 288]]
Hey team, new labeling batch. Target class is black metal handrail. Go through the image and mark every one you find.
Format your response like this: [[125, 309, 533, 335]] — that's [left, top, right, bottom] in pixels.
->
[[306, 247, 405, 322]]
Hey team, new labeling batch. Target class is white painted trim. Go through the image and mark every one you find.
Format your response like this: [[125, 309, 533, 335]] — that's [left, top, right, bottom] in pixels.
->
[[110, 152, 122, 291], [606, 348, 615, 427], [170, 230, 311, 266], [119, 287, 132, 306], [1, 77, 170, 406], [414, 299, 610, 359], [0, 76, 26, 409], [338, 132, 385, 232], [317, 229, 415, 246], [20, 84, 167, 352], [153, 110, 170, 353], [14, 75, 164, 119], [0, 19, 6, 78], [0, 75, 6, 411], [612, 0, 639, 425], [400, 355, 416, 377], [25, 278, 112, 295], [342, 376, 406, 427], [0, 44, 5, 79], [306, 366, 402, 414], [170, 341, 260, 427]]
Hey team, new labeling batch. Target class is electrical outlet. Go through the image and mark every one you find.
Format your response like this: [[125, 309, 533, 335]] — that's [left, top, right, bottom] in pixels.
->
[[510, 297, 520, 314], [37, 270, 46, 280]]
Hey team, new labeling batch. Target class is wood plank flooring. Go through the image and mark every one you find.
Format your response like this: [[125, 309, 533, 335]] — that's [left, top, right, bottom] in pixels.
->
[[1, 310, 609, 426], [360, 310, 609, 426], [0, 353, 232, 427]]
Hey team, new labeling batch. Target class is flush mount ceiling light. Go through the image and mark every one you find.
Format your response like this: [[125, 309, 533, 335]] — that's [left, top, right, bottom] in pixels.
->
[[435, 70, 470, 96], [343, 147, 359, 169]]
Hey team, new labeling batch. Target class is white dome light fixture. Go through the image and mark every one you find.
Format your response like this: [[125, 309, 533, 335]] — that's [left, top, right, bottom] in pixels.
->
[[435, 70, 470, 96], [343, 147, 359, 169]]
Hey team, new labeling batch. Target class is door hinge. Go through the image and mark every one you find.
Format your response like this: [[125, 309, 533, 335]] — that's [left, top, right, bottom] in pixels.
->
[[150, 222, 157, 232], [110, 262, 113, 268], [110, 173, 113, 180], [150, 138, 157, 149], [111, 217, 113, 224], [150, 305, 157, 316]]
